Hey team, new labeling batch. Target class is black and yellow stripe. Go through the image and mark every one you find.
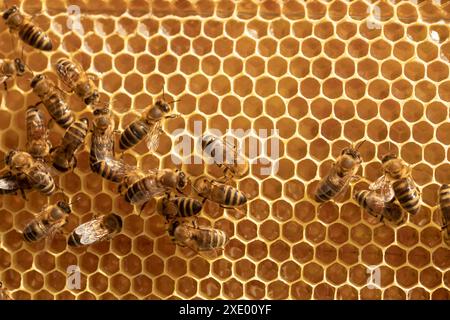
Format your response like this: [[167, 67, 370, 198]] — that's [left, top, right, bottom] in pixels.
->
[[125, 178, 148, 204], [45, 94, 75, 129], [119, 119, 149, 150], [440, 184, 450, 224], [23, 222, 45, 242], [195, 228, 228, 251], [19, 22, 52, 51], [90, 159, 126, 183], [221, 185, 247, 207], [393, 178, 421, 215], [314, 174, 343, 203], [172, 197, 203, 217], [68, 232, 82, 247]]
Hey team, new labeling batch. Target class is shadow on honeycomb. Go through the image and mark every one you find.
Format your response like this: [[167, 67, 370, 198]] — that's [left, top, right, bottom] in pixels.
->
[[0, 0, 449, 300]]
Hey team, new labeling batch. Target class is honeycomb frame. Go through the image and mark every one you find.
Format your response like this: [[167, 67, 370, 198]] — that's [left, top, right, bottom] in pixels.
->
[[0, 0, 449, 300]]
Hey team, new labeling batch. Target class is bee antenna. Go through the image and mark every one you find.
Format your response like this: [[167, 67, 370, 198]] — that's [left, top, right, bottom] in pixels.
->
[[67, 195, 82, 206], [167, 99, 181, 105], [355, 140, 366, 151]]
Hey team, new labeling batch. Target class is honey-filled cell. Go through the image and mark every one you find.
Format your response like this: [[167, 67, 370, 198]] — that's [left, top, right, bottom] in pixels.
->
[[0, 0, 447, 302]]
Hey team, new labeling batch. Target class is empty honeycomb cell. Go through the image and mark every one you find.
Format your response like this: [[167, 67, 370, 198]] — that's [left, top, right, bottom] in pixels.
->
[[46, 270, 66, 292], [350, 223, 372, 246], [345, 79, 366, 100], [368, 79, 390, 100], [13, 249, 32, 271], [359, 22, 381, 41], [282, 221, 303, 244], [34, 289, 55, 300], [315, 243, 337, 265], [416, 80, 437, 102], [420, 267, 442, 289], [349, 38, 369, 58], [301, 38, 322, 58], [303, 262, 324, 285], [317, 202, 339, 224], [385, 245, 407, 268], [269, 240, 290, 262], [111, 274, 132, 296], [358, 58, 379, 80], [334, 58, 355, 79], [323, 78, 343, 99], [259, 220, 280, 242], [420, 227, 442, 248], [24, 270, 44, 291], [234, 259, 255, 281], [292, 241, 314, 264], [212, 258, 232, 280], [407, 287, 430, 300], [279, 260, 301, 283], [199, 278, 220, 299], [177, 276, 197, 298], [3, 230, 23, 252], [393, 41, 415, 61], [384, 286, 406, 300], [309, 139, 330, 161], [225, 239, 246, 260], [89, 272, 109, 294], [432, 288, 450, 300], [417, 41, 438, 62], [223, 278, 243, 299], [294, 201, 315, 224], [268, 280, 289, 299], [349, 264, 370, 287], [338, 244, 359, 266], [0, 210, 12, 232]]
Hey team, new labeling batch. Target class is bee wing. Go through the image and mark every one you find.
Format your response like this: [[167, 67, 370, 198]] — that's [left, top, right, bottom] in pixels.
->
[[145, 121, 162, 152], [0, 76, 9, 84], [74, 219, 110, 245], [0, 175, 19, 191], [370, 175, 395, 202]]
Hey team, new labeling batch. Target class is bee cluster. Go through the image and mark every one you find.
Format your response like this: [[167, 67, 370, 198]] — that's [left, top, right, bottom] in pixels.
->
[[0, 5, 252, 265], [314, 142, 450, 246]]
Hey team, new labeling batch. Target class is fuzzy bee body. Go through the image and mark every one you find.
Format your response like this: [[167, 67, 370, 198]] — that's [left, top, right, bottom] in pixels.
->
[[439, 184, 450, 245], [23, 201, 71, 242], [193, 177, 247, 209], [156, 196, 203, 220], [168, 220, 228, 252], [54, 58, 99, 106], [68, 213, 122, 247], [0, 58, 25, 90], [201, 134, 249, 179], [52, 119, 89, 172], [354, 190, 406, 226], [3, 6, 53, 51], [119, 100, 176, 151], [392, 178, 421, 215], [124, 169, 188, 205], [30, 74, 75, 129], [315, 146, 362, 203], [26, 106, 51, 160]]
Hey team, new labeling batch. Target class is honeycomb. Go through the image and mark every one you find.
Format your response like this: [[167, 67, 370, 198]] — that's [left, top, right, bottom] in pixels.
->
[[0, 0, 449, 300]]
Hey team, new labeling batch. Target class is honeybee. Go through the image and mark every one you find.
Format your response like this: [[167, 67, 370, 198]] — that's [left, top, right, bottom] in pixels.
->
[[26, 106, 51, 160], [192, 176, 247, 209], [0, 57, 26, 90], [168, 220, 229, 253], [200, 134, 249, 179], [314, 142, 364, 203], [119, 99, 179, 151], [30, 74, 75, 129], [370, 154, 421, 215], [68, 213, 122, 247], [6, 150, 56, 196], [54, 58, 99, 106], [439, 184, 450, 246], [3, 5, 53, 51], [22, 201, 71, 242], [354, 190, 406, 226], [0, 281, 12, 300], [124, 169, 188, 208], [156, 195, 203, 221], [51, 118, 88, 172]]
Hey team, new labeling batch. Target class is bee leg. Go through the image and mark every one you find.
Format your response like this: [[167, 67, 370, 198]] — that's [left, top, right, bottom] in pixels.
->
[[3, 81, 8, 91], [19, 189, 27, 201], [139, 201, 149, 216]]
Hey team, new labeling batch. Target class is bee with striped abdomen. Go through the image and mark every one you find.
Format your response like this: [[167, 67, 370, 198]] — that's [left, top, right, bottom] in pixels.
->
[[26, 106, 51, 160], [22, 201, 71, 243], [0, 281, 12, 300], [168, 220, 229, 254], [6, 150, 56, 196], [89, 108, 133, 183], [30, 74, 75, 129], [0, 57, 26, 90], [192, 176, 247, 210], [54, 58, 99, 106], [0, 172, 31, 196], [3, 5, 53, 51], [119, 99, 178, 152], [314, 142, 364, 203], [200, 134, 249, 180], [156, 195, 203, 221], [51, 118, 89, 172], [371, 154, 421, 215], [68, 213, 122, 247], [439, 184, 450, 246], [354, 190, 406, 226], [124, 169, 188, 210]]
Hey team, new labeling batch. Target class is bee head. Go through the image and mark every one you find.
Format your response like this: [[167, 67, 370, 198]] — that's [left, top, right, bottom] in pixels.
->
[[382, 153, 398, 164], [56, 201, 71, 214], [157, 100, 171, 113], [104, 213, 123, 233], [30, 74, 45, 88], [93, 108, 111, 131], [14, 58, 26, 75], [5, 150, 16, 166], [201, 134, 215, 150], [340, 147, 362, 169], [176, 170, 187, 191], [85, 91, 99, 105], [3, 5, 18, 20]]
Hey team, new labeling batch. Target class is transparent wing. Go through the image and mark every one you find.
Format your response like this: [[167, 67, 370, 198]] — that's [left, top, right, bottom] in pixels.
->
[[370, 175, 395, 202], [145, 121, 162, 152], [0, 176, 19, 191], [74, 219, 109, 245]]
